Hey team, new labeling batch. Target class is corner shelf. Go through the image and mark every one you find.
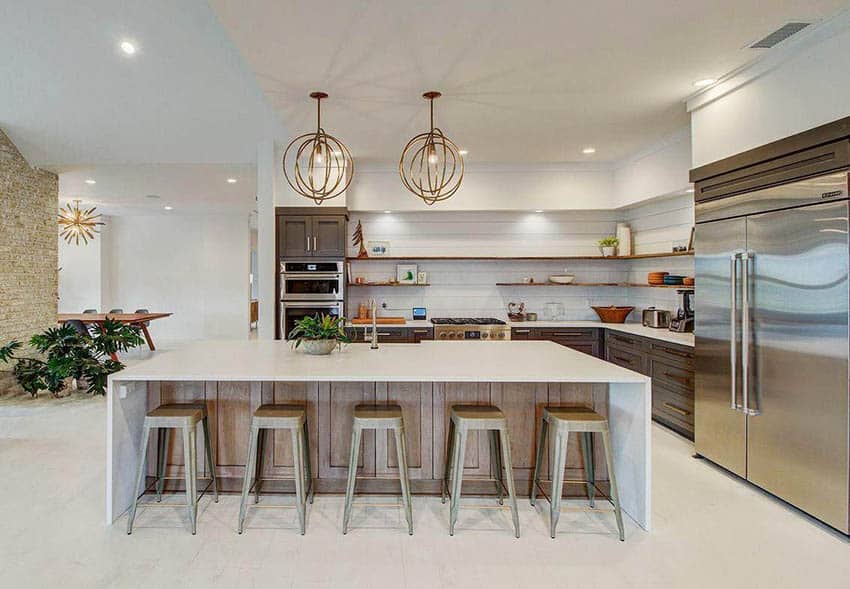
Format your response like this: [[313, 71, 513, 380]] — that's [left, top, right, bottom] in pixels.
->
[[496, 282, 694, 289], [346, 251, 693, 262]]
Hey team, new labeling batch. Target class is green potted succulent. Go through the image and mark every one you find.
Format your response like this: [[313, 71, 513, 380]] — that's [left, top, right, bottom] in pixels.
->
[[288, 314, 350, 355], [598, 235, 620, 257]]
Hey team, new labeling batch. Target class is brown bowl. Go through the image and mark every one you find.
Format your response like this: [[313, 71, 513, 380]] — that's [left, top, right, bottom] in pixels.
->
[[683, 277, 695, 286], [592, 305, 635, 324]]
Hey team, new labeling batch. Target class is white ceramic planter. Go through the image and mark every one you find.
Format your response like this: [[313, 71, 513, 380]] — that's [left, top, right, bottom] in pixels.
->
[[601, 246, 616, 257], [298, 339, 339, 355]]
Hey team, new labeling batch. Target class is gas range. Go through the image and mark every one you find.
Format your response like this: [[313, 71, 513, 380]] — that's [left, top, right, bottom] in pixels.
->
[[430, 318, 510, 341]]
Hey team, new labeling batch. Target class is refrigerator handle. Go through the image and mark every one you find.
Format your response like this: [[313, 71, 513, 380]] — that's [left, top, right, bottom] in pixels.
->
[[741, 251, 761, 417], [730, 252, 740, 410]]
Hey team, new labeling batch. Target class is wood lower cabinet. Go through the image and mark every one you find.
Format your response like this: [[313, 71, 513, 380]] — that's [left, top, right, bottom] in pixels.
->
[[510, 327, 602, 358], [604, 331, 695, 439], [346, 327, 434, 343]]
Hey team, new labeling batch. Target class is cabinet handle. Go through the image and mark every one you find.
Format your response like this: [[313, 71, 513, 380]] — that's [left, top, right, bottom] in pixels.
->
[[553, 332, 584, 337], [663, 371, 692, 386], [613, 355, 633, 364], [614, 335, 636, 345], [377, 332, 393, 336], [313, 236, 317, 251], [660, 346, 691, 359], [413, 330, 428, 334], [514, 329, 530, 334], [662, 402, 691, 417], [306, 236, 311, 251]]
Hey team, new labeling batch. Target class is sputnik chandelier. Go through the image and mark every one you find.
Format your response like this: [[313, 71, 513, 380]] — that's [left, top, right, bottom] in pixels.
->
[[282, 92, 354, 204], [58, 200, 104, 245], [399, 91, 464, 205]]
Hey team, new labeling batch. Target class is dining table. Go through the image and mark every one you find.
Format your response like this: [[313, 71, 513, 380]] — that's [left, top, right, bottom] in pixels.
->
[[57, 312, 172, 352]]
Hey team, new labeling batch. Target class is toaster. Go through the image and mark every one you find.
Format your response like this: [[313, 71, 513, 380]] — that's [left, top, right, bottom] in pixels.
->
[[642, 307, 671, 328]]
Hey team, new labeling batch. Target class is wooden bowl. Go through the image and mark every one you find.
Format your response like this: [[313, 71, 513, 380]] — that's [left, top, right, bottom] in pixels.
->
[[591, 305, 635, 324], [683, 277, 695, 286]]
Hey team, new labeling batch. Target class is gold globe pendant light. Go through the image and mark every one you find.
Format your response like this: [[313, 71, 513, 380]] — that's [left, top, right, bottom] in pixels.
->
[[283, 92, 354, 205], [399, 91, 464, 205], [58, 200, 104, 245]]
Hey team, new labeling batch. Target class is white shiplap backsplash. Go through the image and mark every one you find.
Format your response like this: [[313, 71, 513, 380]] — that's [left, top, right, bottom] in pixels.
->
[[347, 195, 694, 321]]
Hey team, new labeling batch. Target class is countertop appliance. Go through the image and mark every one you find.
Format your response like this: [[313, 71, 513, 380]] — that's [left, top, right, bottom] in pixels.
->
[[280, 260, 344, 301], [641, 307, 671, 328], [695, 170, 850, 534], [431, 318, 510, 340], [668, 290, 694, 333]]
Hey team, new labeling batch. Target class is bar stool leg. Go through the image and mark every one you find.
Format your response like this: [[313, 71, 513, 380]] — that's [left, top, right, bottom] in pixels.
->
[[448, 428, 467, 536], [238, 425, 260, 534], [497, 427, 520, 539], [549, 430, 568, 539], [489, 430, 504, 505], [127, 423, 152, 534], [441, 418, 455, 504], [201, 415, 219, 503], [303, 420, 314, 505], [394, 425, 414, 535], [580, 432, 596, 509], [155, 428, 168, 502], [291, 427, 306, 535], [530, 418, 548, 507], [601, 429, 625, 541], [342, 424, 362, 534], [254, 428, 265, 504], [183, 424, 198, 535]]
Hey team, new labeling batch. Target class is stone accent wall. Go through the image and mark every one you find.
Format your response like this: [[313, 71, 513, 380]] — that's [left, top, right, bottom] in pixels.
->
[[0, 128, 58, 395]]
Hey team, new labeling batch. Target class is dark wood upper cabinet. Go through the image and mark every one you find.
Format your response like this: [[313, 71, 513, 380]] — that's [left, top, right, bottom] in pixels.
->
[[277, 207, 348, 259]]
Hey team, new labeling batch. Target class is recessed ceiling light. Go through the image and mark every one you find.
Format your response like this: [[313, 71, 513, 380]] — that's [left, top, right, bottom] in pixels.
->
[[163, 205, 173, 211], [534, 209, 544, 213], [459, 149, 469, 156], [145, 194, 161, 200], [693, 78, 716, 88], [582, 147, 596, 155], [120, 41, 137, 55], [383, 210, 392, 214], [84, 179, 96, 185], [226, 178, 237, 184]]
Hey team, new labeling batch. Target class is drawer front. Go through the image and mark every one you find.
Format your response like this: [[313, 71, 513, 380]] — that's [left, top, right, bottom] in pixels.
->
[[606, 331, 647, 351], [649, 341, 694, 369], [561, 343, 599, 357], [510, 328, 531, 340], [652, 384, 694, 437], [349, 327, 410, 343], [410, 328, 433, 343], [606, 344, 646, 374], [651, 360, 694, 395], [536, 328, 597, 340]]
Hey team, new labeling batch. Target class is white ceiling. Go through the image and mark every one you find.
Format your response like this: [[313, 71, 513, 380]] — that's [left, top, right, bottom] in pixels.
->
[[210, 0, 848, 163], [57, 164, 257, 215]]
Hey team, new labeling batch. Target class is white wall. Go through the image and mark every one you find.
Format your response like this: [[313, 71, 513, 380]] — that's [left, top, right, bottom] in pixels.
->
[[347, 198, 693, 322], [58, 226, 102, 313], [613, 128, 691, 207], [100, 214, 250, 341], [689, 12, 850, 167]]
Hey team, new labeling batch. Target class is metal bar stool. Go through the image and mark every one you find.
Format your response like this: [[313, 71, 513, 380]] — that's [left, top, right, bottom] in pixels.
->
[[238, 404, 313, 535], [343, 404, 413, 535], [530, 406, 624, 541], [127, 403, 219, 535], [441, 405, 520, 538]]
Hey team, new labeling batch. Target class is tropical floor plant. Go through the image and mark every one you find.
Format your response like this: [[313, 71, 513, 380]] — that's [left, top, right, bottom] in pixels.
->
[[0, 318, 145, 397]]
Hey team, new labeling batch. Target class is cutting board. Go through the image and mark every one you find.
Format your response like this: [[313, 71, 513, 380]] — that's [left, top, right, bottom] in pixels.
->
[[351, 317, 407, 325]]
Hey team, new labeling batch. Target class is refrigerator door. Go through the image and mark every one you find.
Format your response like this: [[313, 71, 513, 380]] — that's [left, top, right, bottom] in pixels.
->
[[695, 217, 748, 477], [745, 200, 850, 533]]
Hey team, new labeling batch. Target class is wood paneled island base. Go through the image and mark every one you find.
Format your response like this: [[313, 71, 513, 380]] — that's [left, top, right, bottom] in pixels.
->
[[107, 341, 651, 530]]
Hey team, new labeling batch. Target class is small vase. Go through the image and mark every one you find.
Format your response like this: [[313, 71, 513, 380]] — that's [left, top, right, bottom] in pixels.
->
[[299, 339, 339, 355], [601, 246, 616, 257]]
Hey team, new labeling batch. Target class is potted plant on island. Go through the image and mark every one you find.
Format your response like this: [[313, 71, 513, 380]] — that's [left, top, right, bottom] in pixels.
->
[[288, 314, 351, 355], [598, 235, 620, 257]]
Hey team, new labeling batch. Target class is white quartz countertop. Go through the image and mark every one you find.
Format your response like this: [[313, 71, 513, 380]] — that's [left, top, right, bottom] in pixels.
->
[[110, 340, 649, 384], [508, 321, 694, 347]]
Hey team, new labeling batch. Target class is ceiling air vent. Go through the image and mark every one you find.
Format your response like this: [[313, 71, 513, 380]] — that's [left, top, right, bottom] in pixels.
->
[[749, 22, 811, 49]]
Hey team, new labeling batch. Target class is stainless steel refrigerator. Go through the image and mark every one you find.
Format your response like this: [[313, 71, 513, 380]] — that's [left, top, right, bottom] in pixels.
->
[[695, 171, 850, 534]]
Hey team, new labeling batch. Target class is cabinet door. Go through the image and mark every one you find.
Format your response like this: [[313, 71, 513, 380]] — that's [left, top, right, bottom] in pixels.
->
[[279, 215, 312, 258], [376, 382, 433, 480], [312, 215, 346, 257]]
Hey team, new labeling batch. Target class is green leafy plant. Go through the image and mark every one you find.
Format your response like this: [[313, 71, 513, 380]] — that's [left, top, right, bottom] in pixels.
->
[[598, 236, 620, 247], [0, 318, 145, 397], [288, 314, 350, 349]]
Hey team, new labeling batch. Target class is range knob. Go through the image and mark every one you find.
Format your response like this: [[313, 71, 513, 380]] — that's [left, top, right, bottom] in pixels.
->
[[439, 332, 448, 339], [495, 332, 505, 339], [481, 332, 490, 339]]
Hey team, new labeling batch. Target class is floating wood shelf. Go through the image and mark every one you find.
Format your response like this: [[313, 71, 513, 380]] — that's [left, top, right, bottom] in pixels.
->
[[347, 282, 430, 287], [346, 251, 693, 262], [495, 282, 694, 289]]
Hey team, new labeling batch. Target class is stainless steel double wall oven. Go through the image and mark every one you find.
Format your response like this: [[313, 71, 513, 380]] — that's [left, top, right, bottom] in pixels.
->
[[280, 260, 345, 339]]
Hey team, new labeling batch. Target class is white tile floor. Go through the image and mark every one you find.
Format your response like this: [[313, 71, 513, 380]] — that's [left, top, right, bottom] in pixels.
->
[[1, 392, 848, 588]]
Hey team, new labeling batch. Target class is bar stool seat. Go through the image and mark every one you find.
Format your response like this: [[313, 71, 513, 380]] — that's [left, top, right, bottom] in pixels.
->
[[530, 405, 624, 541], [343, 404, 413, 535], [442, 404, 520, 538], [127, 402, 219, 535], [238, 404, 312, 535]]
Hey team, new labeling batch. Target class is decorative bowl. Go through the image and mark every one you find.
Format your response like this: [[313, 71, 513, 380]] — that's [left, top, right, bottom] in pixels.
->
[[548, 275, 575, 284], [591, 306, 635, 324], [298, 339, 340, 355]]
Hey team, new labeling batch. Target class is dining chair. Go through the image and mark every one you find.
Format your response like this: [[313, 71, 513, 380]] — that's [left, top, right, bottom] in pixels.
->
[[82, 309, 98, 314], [135, 308, 151, 327], [107, 308, 124, 314]]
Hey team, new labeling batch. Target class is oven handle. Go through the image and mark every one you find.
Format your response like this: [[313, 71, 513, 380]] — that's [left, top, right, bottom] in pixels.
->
[[281, 301, 344, 309], [281, 272, 343, 279]]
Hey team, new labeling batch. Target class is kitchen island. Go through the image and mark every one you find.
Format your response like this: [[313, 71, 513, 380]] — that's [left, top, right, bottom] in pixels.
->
[[107, 340, 652, 529]]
